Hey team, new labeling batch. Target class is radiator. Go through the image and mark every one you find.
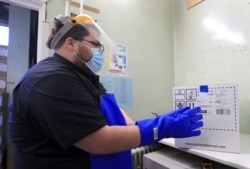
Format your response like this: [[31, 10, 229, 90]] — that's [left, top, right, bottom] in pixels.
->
[[131, 143, 163, 169]]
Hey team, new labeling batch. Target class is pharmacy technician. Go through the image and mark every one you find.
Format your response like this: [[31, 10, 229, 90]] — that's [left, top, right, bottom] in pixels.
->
[[8, 14, 203, 169]]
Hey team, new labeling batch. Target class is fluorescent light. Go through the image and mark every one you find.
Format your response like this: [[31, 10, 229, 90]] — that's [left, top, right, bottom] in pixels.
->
[[203, 17, 244, 44]]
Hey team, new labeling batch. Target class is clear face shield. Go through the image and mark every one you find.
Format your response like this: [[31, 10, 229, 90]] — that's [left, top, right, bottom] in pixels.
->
[[49, 14, 116, 50]]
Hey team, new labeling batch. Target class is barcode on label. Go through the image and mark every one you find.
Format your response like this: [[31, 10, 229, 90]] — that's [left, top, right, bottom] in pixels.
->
[[216, 109, 231, 115]]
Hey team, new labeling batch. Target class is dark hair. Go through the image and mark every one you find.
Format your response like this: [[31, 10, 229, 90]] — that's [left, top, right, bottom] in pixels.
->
[[46, 16, 89, 49]]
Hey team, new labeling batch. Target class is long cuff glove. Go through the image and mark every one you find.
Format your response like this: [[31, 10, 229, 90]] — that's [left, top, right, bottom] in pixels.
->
[[136, 106, 203, 146]]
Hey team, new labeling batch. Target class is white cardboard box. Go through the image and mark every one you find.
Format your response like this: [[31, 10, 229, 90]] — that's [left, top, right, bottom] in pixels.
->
[[173, 84, 240, 153]]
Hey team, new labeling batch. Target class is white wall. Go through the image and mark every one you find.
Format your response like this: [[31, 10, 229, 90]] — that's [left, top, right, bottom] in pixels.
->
[[46, 0, 175, 120], [174, 0, 250, 134]]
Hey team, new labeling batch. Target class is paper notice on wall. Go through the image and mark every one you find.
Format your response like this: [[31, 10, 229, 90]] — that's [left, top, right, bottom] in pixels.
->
[[100, 75, 133, 108], [106, 44, 127, 75], [173, 84, 240, 153]]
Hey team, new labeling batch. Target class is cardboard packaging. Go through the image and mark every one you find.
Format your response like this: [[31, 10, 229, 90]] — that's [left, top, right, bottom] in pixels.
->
[[173, 84, 240, 153]]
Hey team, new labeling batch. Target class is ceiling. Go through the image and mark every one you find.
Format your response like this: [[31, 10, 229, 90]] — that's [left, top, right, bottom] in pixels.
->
[[0, 1, 9, 25]]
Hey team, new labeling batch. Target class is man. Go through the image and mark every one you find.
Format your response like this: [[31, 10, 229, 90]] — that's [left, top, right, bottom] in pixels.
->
[[9, 14, 203, 169]]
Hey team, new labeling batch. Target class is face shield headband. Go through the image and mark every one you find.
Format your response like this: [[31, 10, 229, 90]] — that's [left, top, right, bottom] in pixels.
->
[[49, 14, 115, 50]]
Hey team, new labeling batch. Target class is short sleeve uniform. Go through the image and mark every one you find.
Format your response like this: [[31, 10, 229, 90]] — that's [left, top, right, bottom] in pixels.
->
[[8, 53, 107, 169]]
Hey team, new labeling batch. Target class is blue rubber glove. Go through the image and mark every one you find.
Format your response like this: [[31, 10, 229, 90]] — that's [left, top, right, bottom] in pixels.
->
[[136, 106, 203, 146]]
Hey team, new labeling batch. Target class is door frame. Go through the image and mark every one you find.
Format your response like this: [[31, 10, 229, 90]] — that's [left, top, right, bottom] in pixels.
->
[[0, 0, 49, 62]]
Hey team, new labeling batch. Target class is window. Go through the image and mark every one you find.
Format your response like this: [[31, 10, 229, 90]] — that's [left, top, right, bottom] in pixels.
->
[[0, 26, 9, 46]]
